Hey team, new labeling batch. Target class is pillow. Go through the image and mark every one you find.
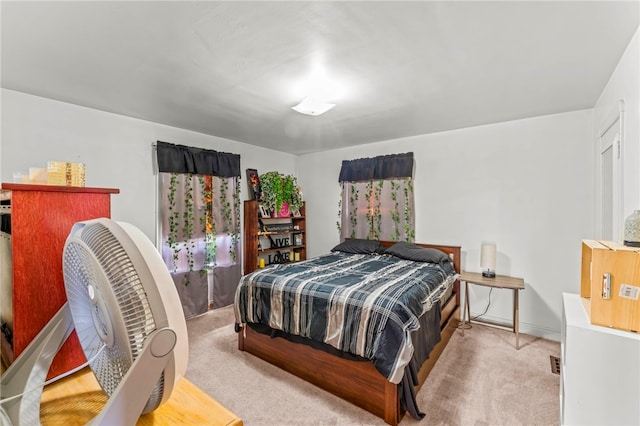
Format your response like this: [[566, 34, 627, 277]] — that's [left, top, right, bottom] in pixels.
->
[[331, 239, 383, 254], [384, 241, 450, 264]]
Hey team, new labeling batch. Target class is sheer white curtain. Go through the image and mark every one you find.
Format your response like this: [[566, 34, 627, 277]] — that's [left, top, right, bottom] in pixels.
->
[[339, 178, 415, 242], [159, 173, 240, 318]]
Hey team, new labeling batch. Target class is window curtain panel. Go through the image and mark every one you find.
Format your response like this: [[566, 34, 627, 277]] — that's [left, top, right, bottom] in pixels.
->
[[338, 153, 415, 242], [338, 152, 414, 182], [156, 140, 240, 177], [156, 142, 241, 318]]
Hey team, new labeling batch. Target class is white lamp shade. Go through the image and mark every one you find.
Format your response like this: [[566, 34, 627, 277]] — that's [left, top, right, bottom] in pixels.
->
[[480, 243, 496, 270]]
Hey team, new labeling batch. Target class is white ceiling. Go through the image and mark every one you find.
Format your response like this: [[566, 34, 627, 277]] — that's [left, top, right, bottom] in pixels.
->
[[2, 1, 639, 155]]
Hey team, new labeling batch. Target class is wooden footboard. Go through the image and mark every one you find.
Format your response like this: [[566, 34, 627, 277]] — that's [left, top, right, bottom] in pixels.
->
[[238, 295, 459, 426], [237, 243, 461, 425], [238, 324, 400, 423]]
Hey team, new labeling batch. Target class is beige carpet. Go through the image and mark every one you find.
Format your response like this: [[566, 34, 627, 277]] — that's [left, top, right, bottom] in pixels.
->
[[185, 306, 560, 426]]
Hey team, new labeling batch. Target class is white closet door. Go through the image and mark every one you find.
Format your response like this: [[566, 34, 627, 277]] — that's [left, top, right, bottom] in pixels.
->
[[598, 102, 624, 241]]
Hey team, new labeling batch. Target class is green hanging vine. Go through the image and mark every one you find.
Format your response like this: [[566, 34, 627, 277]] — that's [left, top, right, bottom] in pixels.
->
[[373, 180, 383, 240], [403, 178, 415, 242], [231, 176, 241, 263], [348, 182, 359, 239], [390, 180, 401, 241], [219, 177, 240, 263], [220, 178, 231, 234], [365, 180, 374, 239], [167, 173, 181, 273], [182, 174, 196, 286]]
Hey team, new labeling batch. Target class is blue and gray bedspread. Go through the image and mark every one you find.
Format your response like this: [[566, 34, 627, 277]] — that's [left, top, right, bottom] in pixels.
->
[[234, 252, 457, 384]]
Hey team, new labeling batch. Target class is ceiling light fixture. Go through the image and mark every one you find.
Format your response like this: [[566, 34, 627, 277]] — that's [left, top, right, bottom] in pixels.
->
[[291, 96, 336, 116], [291, 61, 342, 116]]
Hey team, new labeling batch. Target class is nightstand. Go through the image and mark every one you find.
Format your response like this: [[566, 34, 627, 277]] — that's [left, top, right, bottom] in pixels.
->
[[459, 271, 525, 349]]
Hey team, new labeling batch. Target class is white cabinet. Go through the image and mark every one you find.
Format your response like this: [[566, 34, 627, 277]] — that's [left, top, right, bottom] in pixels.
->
[[561, 293, 640, 426]]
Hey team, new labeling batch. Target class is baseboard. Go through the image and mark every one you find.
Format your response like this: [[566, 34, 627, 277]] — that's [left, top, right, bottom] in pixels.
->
[[519, 321, 560, 341], [469, 312, 561, 342]]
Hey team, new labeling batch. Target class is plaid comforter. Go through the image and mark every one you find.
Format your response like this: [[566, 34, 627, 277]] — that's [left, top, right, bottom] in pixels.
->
[[234, 252, 456, 384]]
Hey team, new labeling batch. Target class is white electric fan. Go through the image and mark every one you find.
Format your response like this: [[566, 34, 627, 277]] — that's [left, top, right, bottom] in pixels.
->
[[0, 218, 188, 425]]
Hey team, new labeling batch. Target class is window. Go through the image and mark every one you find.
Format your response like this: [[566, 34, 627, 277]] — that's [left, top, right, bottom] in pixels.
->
[[156, 142, 241, 318], [337, 153, 415, 242]]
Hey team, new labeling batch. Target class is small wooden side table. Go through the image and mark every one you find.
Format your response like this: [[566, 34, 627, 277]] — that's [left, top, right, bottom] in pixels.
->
[[459, 271, 525, 349]]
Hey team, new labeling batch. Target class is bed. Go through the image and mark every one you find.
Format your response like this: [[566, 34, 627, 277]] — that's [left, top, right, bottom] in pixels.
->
[[234, 239, 461, 425]]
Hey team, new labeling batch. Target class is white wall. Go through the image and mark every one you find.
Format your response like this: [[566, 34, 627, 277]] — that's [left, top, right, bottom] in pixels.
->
[[7, 26, 637, 339], [1, 89, 297, 244], [594, 28, 640, 225], [299, 110, 594, 340]]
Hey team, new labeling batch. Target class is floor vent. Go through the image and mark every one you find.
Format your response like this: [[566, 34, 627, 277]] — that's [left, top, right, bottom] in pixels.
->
[[550, 355, 561, 375]]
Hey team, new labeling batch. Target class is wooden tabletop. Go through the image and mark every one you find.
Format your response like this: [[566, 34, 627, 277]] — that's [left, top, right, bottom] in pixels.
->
[[460, 271, 525, 290], [1, 183, 120, 193], [40, 367, 242, 426]]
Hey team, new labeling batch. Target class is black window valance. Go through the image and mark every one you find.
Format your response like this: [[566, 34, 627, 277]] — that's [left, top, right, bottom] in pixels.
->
[[156, 141, 240, 177], [338, 152, 414, 182]]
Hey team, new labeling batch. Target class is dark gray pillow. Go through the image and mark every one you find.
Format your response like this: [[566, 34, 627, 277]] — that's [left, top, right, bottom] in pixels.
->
[[331, 239, 383, 254], [384, 242, 450, 264]]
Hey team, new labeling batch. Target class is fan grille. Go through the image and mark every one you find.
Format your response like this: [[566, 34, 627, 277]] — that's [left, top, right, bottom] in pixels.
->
[[63, 222, 165, 413]]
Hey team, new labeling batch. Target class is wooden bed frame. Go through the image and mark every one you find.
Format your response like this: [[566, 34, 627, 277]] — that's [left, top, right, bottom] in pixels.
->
[[237, 241, 461, 426]]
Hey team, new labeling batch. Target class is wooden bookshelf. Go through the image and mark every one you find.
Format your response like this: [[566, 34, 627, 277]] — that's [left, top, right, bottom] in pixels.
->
[[243, 199, 306, 274]]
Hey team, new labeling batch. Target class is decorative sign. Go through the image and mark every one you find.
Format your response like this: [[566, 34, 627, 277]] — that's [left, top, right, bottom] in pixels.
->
[[273, 237, 290, 248], [268, 252, 290, 264]]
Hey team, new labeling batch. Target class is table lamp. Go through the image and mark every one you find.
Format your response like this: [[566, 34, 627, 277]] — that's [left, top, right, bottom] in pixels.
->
[[481, 242, 496, 278]]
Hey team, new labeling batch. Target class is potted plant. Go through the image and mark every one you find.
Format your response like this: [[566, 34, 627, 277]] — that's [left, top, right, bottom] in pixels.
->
[[259, 171, 303, 217]]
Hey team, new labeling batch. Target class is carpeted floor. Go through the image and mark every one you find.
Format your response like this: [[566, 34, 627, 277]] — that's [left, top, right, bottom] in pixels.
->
[[185, 306, 560, 425]]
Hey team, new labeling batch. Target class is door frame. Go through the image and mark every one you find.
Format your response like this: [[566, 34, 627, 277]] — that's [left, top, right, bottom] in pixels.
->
[[596, 100, 625, 240]]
